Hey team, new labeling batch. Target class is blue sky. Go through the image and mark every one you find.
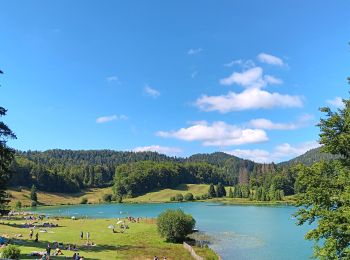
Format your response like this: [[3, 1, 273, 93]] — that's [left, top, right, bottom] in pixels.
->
[[1, 0, 350, 162]]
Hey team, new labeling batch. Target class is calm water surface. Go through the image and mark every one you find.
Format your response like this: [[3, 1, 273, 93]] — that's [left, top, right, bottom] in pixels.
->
[[29, 203, 313, 260]]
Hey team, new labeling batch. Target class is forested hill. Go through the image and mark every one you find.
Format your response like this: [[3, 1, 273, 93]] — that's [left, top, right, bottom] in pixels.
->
[[8, 148, 334, 194], [10, 149, 275, 193], [278, 147, 338, 167]]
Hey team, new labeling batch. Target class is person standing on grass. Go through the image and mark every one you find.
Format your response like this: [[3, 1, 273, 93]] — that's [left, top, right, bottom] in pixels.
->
[[86, 231, 90, 243], [80, 231, 83, 239], [46, 243, 51, 256], [35, 232, 39, 242], [29, 229, 33, 239]]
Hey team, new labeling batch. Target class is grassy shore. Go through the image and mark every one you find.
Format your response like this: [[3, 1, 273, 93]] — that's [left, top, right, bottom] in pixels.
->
[[0, 217, 218, 260], [7, 184, 295, 208]]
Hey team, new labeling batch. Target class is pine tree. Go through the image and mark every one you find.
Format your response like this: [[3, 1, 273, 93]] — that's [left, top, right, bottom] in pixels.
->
[[228, 187, 233, 198], [0, 70, 16, 212], [216, 182, 226, 197], [30, 185, 37, 202], [208, 184, 216, 198]]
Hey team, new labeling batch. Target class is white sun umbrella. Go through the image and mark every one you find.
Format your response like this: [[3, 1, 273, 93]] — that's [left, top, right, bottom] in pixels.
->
[[116, 220, 123, 225], [108, 225, 115, 229]]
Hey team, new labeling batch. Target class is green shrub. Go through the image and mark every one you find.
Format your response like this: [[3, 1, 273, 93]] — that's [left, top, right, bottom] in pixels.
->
[[157, 209, 195, 243], [184, 193, 194, 201], [170, 196, 176, 201], [174, 193, 183, 202], [102, 193, 112, 202], [195, 195, 201, 200], [80, 197, 88, 204], [15, 201, 22, 209], [1, 245, 21, 259], [201, 194, 209, 200]]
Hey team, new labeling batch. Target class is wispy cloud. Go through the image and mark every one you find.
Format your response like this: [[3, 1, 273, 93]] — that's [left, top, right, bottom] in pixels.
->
[[133, 145, 182, 155], [157, 121, 268, 146], [191, 71, 198, 79], [327, 96, 344, 108], [257, 53, 284, 66], [248, 114, 313, 130], [224, 59, 255, 69], [144, 85, 160, 98], [225, 141, 320, 163], [106, 75, 121, 84], [96, 114, 128, 124], [187, 48, 203, 55]]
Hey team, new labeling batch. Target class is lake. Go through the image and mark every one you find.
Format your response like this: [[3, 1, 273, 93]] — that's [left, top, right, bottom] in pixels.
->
[[29, 202, 314, 260]]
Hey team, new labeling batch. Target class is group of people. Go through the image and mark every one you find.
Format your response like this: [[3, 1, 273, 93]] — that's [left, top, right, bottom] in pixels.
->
[[127, 216, 141, 223], [153, 256, 167, 260]]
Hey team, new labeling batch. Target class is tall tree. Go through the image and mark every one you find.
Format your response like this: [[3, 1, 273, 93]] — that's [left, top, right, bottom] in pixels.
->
[[208, 184, 216, 198], [216, 182, 226, 197], [295, 78, 350, 259], [30, 184, 37, 202], [0, 71, 16, 211]]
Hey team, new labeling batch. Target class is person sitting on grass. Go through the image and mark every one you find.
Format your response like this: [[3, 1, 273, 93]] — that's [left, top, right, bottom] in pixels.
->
[[53, 248, 63, 256]]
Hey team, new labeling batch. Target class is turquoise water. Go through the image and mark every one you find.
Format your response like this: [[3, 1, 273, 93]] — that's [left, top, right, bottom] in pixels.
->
[[29, 203, 314, 260]]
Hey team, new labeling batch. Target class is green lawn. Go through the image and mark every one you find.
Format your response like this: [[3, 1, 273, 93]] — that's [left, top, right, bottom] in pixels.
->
[[0, 217, 218, 260], [124, 184, 211, 203], [7, 184, 295, 209], [7, 187, 114, 207]]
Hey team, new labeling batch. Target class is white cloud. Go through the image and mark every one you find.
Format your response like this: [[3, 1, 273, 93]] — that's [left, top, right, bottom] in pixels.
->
[[144, 85, 160, 98], [225, 149, 271, 163], [157, 121, 268, 146], [273, 141, 320, 159], [327, 96, 344, 108], [219, 67, 282, 88], [133, 145, 182, 155], [96, 114, 128, 123], [195, 88, 303, 113], [249, 114, 313, 130], [224, 59, 255, 68], [225, 141, 320, 163], [257, 53, 284, 66], [106, 75, 120, 84], [187, 48, 203, 55]]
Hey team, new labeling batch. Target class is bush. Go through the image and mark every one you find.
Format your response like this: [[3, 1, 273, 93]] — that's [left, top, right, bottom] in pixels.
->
[[170, 196, 176, 201], [184, 193, 194, 201], [80, 197, 88, 204], [174, 193, 183, 202], [157, 209, 195, 243], [1, 245, 21, 259], [201, 194, 209, 200], [111, 194, 117, 201], [31, 200, 37, 207], [102, 194, 112, 202], [195, 195, 201, 200]]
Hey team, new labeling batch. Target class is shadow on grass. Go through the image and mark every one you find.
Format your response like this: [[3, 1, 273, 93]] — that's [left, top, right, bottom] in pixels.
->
[[0, 222, 64, 229], [19, 252, 99, 260], [174, 184, 189, 191], [13, 238, 144, 255]]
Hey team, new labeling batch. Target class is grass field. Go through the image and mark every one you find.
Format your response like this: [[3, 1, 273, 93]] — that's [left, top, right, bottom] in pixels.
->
[[0, 217, 218, 260], [7, 187, 114, 207], [7, 184, 294, 208], [124, 184, 212, 203]]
